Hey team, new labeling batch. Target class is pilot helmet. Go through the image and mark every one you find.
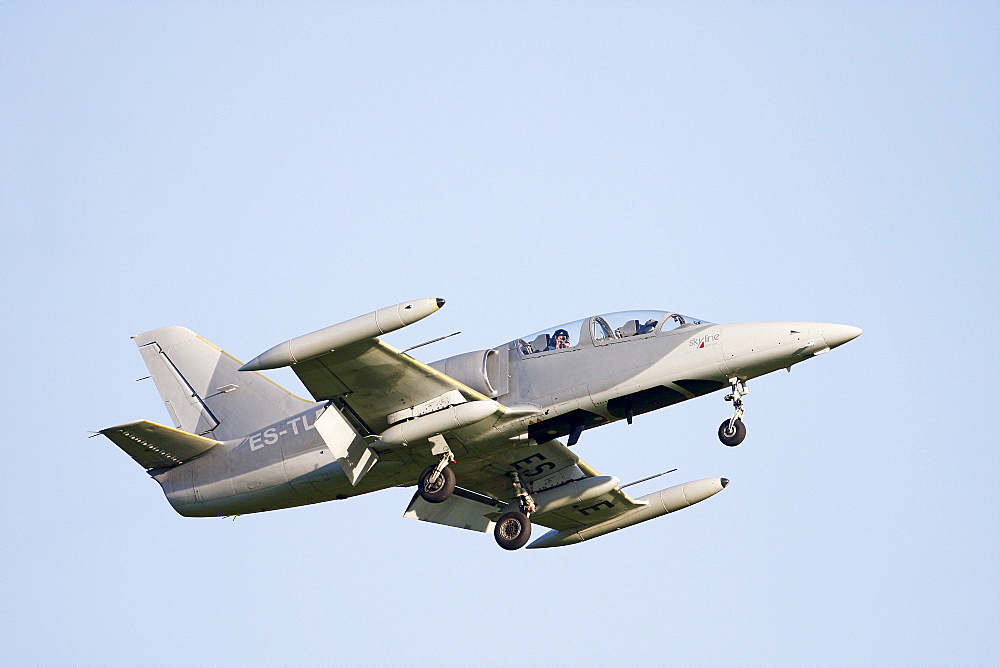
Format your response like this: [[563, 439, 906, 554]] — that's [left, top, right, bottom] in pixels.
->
[[554, 328, 569, 338]]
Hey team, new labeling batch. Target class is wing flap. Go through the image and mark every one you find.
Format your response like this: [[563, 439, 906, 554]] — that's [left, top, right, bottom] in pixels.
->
[[312, 405, 379, 486], [101, 420, 220, 470], [403, 488, 501, 533]]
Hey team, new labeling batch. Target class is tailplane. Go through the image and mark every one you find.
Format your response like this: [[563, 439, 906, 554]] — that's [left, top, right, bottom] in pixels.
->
[[102, 420, 219, 470], [134, 326, 314, 441]]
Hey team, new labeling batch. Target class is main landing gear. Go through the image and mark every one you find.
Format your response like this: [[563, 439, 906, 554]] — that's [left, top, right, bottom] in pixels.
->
[[719, 377, 748, 447], [416, 446, 536, 550], [417, 463, 455, 503], [494, 472, 536, 550], [417, 438, 456, 503]]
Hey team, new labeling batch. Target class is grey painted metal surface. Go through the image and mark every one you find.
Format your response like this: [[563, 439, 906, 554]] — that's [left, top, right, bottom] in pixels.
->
[[102, 298, 861, 549], [240, 298, 443, 371], [527, 477, 729, 548], [133, 326, 313, 441]]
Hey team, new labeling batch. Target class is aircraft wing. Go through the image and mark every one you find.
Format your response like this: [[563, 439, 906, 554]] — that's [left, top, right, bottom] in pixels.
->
[[290, 339, 492, 433], [405, 438, 648, 538], [488, 439, 649, 533]]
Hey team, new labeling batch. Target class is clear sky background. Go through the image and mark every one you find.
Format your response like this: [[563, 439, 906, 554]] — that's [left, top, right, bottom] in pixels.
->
[[2, 3, 997, 666]]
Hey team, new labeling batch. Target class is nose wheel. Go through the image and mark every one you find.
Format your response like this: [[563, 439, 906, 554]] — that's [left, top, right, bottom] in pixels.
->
[[719, 418, 746, 446], [719, 378, 748, 446]]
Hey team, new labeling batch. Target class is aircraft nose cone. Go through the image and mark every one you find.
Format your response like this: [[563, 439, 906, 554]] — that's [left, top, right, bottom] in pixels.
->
[[823, 324, 863, 349]]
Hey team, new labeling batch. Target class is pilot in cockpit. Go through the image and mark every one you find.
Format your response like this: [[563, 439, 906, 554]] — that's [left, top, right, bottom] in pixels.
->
[[550, 328, 571, 350]]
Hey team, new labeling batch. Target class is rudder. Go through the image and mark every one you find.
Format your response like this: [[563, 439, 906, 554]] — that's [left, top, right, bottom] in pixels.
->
[[134, 326, 315, 441]]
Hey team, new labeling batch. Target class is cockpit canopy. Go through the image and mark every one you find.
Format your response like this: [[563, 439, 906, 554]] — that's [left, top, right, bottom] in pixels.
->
[[515, 310, 709, 355]]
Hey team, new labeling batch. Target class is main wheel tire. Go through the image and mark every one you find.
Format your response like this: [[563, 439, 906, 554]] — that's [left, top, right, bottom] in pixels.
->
[[718, 418, 746, 446], [494, 511, 531, 550], [417, 465, 456, 503]]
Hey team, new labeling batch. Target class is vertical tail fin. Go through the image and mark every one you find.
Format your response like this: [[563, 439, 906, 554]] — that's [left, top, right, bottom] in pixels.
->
[[134, 326, 315, 441]]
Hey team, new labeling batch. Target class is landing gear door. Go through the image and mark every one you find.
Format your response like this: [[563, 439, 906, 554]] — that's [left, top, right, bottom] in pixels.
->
[[314, 405, 378, 486], [485, 347, 509, 398]]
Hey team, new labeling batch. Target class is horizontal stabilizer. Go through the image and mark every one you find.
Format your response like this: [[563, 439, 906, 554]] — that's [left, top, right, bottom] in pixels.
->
[[403, 488, 501, 533], [101, 420, 220, 470]]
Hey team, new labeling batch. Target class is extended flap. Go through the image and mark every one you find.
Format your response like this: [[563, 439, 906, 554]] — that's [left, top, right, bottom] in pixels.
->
[[314, 405, 378, 486], [403, 488, 500, 533]]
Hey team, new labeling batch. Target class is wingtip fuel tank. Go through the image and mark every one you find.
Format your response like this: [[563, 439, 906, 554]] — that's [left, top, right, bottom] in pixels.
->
[[527, 477, 729, 549], [822, 323, 863, 349], [240, 297, 444, 371]]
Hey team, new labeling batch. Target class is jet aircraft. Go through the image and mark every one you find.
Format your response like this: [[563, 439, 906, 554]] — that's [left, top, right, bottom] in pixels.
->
[[101, 298, 861, 550]]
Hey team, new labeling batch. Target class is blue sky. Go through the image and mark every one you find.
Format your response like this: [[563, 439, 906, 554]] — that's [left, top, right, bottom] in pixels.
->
[[2, 3, 997, 666]]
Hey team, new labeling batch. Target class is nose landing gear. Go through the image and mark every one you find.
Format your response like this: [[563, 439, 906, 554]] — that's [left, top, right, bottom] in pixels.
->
[[719, 377, 748, 447]]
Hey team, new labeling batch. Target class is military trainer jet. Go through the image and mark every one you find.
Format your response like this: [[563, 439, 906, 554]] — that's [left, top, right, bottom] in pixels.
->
[[101, 298, 861, 550]]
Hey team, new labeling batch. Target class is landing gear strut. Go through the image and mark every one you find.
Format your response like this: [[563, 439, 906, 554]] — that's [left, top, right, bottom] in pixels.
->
[[494, 472, 535, 550], [417, 437, 456, 503], [719, 377, 748, 447]]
